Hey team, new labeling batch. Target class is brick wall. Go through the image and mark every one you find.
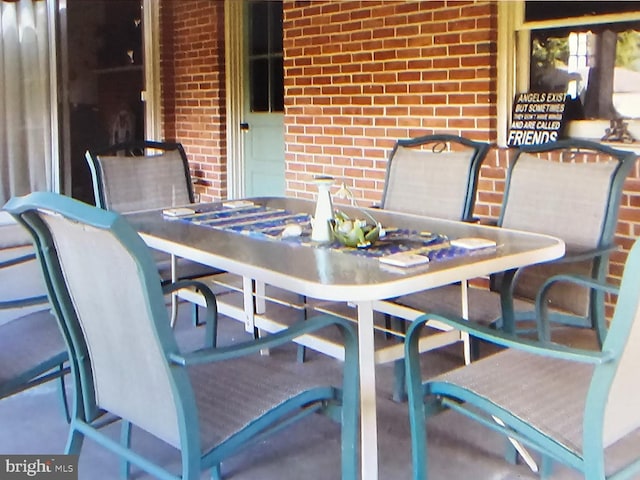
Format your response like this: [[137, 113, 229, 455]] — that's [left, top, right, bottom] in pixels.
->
[[284, 0, 497, 206], [159, 0, 227, 202]]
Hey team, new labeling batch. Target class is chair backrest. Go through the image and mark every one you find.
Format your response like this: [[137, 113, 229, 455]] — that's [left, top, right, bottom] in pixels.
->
[[380, 134, 489, 221], [6, 192, 194, 449], [85, 141, 194, 213], [588, 234, 640, 454], [499, 140, 636, 315]]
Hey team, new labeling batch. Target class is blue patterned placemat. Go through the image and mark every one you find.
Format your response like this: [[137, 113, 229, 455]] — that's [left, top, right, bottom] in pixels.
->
[[180, 205, 313, 237], [175, 205, 473, 262]]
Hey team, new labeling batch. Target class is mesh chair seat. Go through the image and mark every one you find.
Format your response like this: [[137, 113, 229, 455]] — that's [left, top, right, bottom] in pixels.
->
[[431, 348, 592, 455], [0, 309, 67, 398], [0, 218, 69, 407], [394, 284, 529, 326], [405, 232, 640, 479], [395, 283, 603, 347], [191, 355, 338, 451], [0, 221, 33, 249], [154, 252, 220, 284]]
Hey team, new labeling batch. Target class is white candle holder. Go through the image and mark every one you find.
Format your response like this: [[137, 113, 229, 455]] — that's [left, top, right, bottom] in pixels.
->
[[311, 176, 335, 243]]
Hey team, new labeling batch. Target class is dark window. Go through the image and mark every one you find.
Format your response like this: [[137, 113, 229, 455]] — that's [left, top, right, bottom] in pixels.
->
[[525, 3, 640, 119], [248, 1, 284, 113], [249, 1, 268, 56], [525, 2, 640, 22], [250, 58, 270, 112], [271, 56, 284, 112]]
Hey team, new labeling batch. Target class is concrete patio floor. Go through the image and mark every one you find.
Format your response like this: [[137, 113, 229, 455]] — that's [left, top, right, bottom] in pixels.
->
[[0, 303, 630, 480]]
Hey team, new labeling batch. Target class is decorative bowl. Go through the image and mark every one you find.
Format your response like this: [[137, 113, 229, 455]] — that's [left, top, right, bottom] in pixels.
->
[[331, 210, 382, 248]]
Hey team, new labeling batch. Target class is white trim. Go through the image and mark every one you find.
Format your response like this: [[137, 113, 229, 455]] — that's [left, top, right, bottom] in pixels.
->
[[48, 0, 60, 193], [224, 0, 245, 199], [520, 12, 640, 31], [143, 0, 161, 140], [496, 2, 523, 148], [56, 0, 72, 196], [567, 119, 640, 153]]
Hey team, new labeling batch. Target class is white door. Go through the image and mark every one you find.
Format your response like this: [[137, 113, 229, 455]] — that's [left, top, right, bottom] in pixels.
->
[[242, 0, 285, 197]]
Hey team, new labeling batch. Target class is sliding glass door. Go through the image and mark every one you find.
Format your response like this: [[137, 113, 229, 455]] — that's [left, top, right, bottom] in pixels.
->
[[59, 0, 145, 204]]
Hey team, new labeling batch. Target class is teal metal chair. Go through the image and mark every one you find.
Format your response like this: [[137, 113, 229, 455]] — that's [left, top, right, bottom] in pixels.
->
[[85, 140, 226, 326], [85, 141, 194, 214], [85, 140, 221, 284], [405, 233, 640, 480], [381, 134, 489, 398], [0, 216, 69, 419], [380, 134, 490, 222], [5, 192, 358, 480], [396, 139, 637, 349]]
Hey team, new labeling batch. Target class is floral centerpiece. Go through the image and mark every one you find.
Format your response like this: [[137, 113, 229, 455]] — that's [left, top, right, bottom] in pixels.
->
[[331, 183, 385, 248]]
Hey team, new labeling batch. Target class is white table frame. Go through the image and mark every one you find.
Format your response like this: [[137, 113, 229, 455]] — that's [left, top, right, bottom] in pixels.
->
[[127, 197, 564, 480]]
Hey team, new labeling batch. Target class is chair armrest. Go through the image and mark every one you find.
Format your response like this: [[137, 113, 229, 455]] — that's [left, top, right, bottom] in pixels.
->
[[163, 279, 218, 347], [555, 243, 618, 264], [493, 244, 616, 290], [491, 244, 618, 332], [0, 252, 36, 269], [405, 313, 613, 365], [170, 314, 357, 366], [535, 273, 619, 342], [536, 274, 620, 305], [0, 250, 48, 310], [0, 296, 49, 310]]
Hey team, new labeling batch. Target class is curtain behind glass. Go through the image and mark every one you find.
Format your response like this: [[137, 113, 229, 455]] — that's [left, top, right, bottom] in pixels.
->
[[0, 0, 51, 204]]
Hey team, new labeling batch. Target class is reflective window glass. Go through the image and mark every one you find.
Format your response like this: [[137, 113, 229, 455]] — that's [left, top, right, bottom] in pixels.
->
[[248, 1, 284, 113]]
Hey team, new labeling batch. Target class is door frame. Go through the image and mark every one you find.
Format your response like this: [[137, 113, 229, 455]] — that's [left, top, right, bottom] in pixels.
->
[[224, 0, 245, 199], [142, 0, 161, 140], [54, 0, 66, 195]]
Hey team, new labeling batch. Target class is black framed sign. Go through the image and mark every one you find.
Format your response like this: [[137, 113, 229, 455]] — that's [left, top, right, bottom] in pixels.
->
[[507, 92, 569, 147]]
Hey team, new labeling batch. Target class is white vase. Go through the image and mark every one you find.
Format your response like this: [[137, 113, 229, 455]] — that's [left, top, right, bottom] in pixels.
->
[[311, 176, 334, 243]]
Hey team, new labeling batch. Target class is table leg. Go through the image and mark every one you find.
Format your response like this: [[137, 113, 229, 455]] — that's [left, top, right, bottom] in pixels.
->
[[254, 280, 266, 315], [460, 280, 471, 365], [356, 300, 378, 480], [254, 280, 270, 356], [242, 276, 255, 334], [169, 254, 178, 328]]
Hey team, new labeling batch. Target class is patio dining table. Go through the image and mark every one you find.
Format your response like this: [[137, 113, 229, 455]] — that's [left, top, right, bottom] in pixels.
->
[[126, 196, 564, 480]]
